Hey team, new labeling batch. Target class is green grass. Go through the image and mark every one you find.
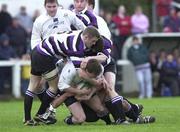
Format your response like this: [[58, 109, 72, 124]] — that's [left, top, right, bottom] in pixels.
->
[[0, 97, 180, 132]]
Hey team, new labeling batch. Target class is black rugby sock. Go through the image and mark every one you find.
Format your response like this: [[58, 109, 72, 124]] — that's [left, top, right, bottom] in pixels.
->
[[37, 89, 56, 115], [24, 90, 35, 121]]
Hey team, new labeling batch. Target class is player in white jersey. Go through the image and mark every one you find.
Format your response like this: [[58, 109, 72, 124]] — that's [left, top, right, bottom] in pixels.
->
[[55, 59, 111, 125], [31, 0, 86, 50]]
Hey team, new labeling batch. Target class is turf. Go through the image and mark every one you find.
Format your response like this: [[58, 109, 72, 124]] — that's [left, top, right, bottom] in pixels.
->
[[0, 97, 180, 132]]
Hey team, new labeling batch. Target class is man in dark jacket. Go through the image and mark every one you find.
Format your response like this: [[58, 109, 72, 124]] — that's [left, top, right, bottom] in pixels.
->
[[0, 4, 12, 35], [127, 36, 153, 99]]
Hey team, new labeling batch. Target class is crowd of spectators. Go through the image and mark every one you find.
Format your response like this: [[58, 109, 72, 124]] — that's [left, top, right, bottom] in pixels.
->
[[149, 48, 180, 96], [156, 0, 180, 32], [102, 5, 150, 61], [0, 4, 40, 95]]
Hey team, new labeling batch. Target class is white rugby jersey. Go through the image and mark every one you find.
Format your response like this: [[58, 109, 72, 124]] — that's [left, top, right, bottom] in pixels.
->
[[58, 61, 91, 91], [31, 8, 86, 49], [96, 15, 111, 40]]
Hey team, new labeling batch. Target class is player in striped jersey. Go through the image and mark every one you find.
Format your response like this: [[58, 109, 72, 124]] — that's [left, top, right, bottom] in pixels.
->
[[24, 26, 104, 125], [72, 0, 111, 40]]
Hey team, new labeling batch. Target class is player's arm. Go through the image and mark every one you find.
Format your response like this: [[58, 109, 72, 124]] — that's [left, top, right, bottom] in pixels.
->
[[64, 86, 91, 95], [70, 53, 108, 69], [78, 69, 104, 90], [75, 87, 96, 101]]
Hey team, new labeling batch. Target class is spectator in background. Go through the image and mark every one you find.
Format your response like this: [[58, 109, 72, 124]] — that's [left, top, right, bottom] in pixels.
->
[[176, 10, 180, 31], [0, 34, 17, 94], [149, 50, 160, 96], [32, 9, 41, 22], [155, 49, 167, 95], [172, 48, 180, 60], [127, 36, 152, 99], [16, 6, 33, 36], [156, 0, 172, 25], [163, 8, 180, 32], [131, 6, 149, 34], [6, 17, 28, 58], [99, 8, 105, 18], [176, 56, 180, 91], [160, 53, 179, 96], [0, 4, 12, 35], [104, 11, 120, 60], [112, 5, 131, 59], [157, 49, 167, 70]]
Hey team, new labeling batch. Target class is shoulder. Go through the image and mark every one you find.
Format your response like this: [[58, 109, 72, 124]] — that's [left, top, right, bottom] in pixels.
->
[[33, 13, 48, 25], [57, 8, 75, 17], [96, 15, 105, 23], [102, 36, 112, 47], [62, 61, 76, 76]]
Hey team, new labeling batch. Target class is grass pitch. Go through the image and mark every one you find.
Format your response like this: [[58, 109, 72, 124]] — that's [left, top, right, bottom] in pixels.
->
[[0, 97, 180, 132]]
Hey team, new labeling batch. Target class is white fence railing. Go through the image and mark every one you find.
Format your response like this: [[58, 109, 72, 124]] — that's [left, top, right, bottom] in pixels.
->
[[0, 60, 30, 98]]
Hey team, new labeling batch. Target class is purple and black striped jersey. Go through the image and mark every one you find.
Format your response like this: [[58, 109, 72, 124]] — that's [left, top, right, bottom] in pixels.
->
[[70, 36, 113, 67], [71, 8, 98, 30], [36, 30, 112, 68], [36, 31, 86, 58], [73, 8, 111, 40], [76, 10, 98, 28]]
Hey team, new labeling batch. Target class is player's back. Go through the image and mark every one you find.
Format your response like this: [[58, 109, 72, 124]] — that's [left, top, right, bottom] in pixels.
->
[[36, 30, 85, 57]]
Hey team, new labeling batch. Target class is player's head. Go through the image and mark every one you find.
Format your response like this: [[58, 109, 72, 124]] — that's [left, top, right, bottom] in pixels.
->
[[44, 0, 59, 17], [85, 59, 103, 78], [82, 26, 103, 52], [87, 0, 95, 11], [74, 0, 88, 12]]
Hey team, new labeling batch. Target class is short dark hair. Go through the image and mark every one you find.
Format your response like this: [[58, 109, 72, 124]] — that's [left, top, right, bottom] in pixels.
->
[[85, 59, 102, 77], [132, 36, 139, 41], [44, 0, 59, 6], [83, 26, 104, 52], [82, 26, 100, 39], [88, 0, 95, 9]]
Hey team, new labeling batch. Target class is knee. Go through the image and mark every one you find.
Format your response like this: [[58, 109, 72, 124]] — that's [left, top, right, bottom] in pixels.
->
[[75, 114, 86, 123], [95, 107, 108, 115]]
